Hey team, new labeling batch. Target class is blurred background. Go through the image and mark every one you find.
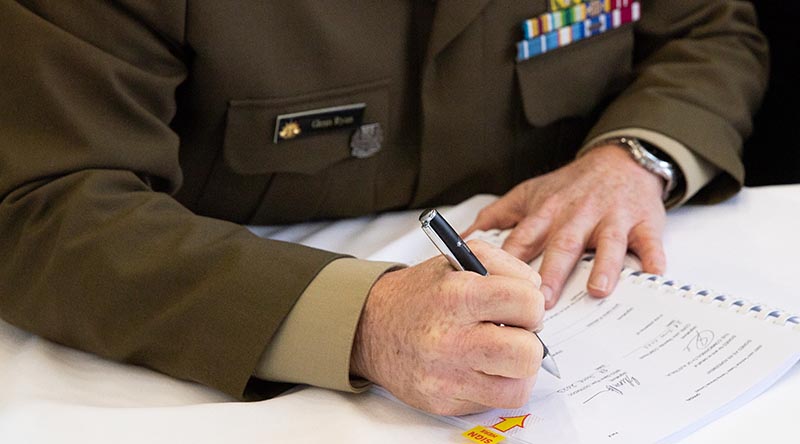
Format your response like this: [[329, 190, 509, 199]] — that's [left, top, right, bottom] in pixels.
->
[[743, 1, 800, 186]]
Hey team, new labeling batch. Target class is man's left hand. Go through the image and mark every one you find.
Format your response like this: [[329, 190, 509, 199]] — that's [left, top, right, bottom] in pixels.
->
[[465, 144, 668, 309]]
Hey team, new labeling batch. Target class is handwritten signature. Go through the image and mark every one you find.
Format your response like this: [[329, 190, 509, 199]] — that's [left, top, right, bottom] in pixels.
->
[[684, 329, 715, 352], [582, 374, 641, 404]]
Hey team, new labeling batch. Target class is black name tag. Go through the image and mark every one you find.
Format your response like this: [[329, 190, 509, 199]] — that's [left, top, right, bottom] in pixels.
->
[[274, 103, 366, 143]]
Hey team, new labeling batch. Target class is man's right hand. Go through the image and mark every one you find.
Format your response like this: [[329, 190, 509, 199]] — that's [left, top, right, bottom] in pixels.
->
[[350, 240, 545, 416]]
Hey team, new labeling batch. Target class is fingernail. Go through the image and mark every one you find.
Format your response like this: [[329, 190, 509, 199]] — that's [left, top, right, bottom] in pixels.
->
[[542, 285, 553, 303], [589, 274, 608, 294]]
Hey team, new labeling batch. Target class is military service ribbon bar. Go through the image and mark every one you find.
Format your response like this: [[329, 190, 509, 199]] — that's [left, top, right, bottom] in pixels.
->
[[523, 0, 633, 40], [517, 1, 640, 62], [548, 0, 631, 13]]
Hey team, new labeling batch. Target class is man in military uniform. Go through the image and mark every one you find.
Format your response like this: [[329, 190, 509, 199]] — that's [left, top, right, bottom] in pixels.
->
[[0, 1, 767, 415]]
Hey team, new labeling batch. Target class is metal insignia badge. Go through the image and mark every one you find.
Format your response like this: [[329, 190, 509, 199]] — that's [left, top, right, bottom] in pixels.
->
[[349, 123, 383, 159], [278, 121, 302, 140], [586, 0, 604, 16]]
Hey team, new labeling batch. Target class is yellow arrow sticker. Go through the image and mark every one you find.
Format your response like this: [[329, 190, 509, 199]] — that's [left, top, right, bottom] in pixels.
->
[[492, 414, 530, 433], [462, 426, 505, 444]]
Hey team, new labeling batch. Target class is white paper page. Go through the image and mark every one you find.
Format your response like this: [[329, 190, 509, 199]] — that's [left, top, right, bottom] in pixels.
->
[[439, 259, 800, 444], [361, 194, 800, 444]]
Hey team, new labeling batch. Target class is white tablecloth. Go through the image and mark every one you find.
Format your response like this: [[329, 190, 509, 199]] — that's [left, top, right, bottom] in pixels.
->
[[1, 185, 798, 443]]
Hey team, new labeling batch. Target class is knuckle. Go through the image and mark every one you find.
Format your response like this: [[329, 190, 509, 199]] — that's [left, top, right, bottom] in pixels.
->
[[549, 234, 585, 256], [515, 214, 550, 240], [475, 207, 492, 221], [529, 269, 543, 288], [573, 200, 601, 220], [461, 283, 491, 321], [540, 195, 561, 215], [438, 277, 482, 325], [474, 206, 502, 227], [520, 212, 550, 229], [629, 231, 655, 247], [630, 223, 661, 243], [514, 342, 539, 378], [440, 272, 469, 302], [639, 242, 663, 258], [630, 234, 663, 259], [531, 290, 546, 324], [597, 227, 628, 247], [492, 280, 517, 305], [518, 286, 544, 327], [503, 229, 528, 248], [592, 252, 624, 274]]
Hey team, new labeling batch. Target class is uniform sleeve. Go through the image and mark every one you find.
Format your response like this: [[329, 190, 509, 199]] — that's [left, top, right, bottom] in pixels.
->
[[584, 0, 769, 204], [0, 0, 346, 399]]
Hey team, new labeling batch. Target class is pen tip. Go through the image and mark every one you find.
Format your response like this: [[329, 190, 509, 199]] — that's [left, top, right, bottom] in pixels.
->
[[542, 357, 561, 379]]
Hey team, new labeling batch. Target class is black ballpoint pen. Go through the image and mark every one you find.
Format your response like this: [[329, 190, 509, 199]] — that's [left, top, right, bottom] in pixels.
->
[[419, 208, 561, 379]]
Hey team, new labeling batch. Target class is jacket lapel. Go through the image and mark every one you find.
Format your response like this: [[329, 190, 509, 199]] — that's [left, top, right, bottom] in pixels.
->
[[427, 0, 493, 60]]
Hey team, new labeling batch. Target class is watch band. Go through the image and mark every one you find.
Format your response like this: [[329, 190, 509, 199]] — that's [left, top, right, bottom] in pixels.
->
[[593, 136, 677, 202]]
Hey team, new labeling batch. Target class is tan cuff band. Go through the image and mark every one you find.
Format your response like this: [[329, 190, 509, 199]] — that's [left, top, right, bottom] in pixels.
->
[[254, 258, 400, 392]]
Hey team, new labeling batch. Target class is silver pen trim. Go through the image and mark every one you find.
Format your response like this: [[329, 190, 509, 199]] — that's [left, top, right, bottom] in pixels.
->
[[421, 217, 464, 272]]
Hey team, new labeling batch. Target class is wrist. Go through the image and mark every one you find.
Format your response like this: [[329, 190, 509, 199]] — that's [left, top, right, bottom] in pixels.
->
[[349, 270, 393, 384], [589, 137, 684, 203]]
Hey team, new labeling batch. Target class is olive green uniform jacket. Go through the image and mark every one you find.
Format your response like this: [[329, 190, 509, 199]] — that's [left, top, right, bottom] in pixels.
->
[[0, 0, 767, 399]]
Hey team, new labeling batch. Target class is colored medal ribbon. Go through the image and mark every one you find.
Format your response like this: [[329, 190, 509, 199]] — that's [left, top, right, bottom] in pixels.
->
[[517, 1, 640, 62]]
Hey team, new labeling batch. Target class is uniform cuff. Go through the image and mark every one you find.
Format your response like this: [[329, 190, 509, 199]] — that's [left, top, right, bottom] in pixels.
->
[[581, 128, 719, 207], [254, 258, 400, 392]]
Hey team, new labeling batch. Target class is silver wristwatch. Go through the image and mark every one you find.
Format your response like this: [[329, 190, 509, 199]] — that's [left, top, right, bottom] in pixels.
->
[[599, 136, 677, 202]]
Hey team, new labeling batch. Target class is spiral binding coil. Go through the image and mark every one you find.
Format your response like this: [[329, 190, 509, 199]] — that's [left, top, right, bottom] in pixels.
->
[[616, 267, 800, 331], [576, 256, 799, 330]]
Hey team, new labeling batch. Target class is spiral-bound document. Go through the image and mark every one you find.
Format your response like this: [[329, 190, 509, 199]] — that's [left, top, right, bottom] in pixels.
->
[[374, 229, 800, 444]]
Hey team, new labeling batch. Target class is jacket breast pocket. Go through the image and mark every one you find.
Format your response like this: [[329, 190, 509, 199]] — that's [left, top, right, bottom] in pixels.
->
[[516, 25, 634, 127], [223, 79, 390, 176]]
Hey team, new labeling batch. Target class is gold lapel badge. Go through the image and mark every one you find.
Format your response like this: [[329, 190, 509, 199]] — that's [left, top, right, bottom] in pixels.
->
[[278, 121, 302, 140]]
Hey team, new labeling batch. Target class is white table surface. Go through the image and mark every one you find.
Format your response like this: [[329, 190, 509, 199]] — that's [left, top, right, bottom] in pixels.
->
[[1, 185, 798, 443]]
